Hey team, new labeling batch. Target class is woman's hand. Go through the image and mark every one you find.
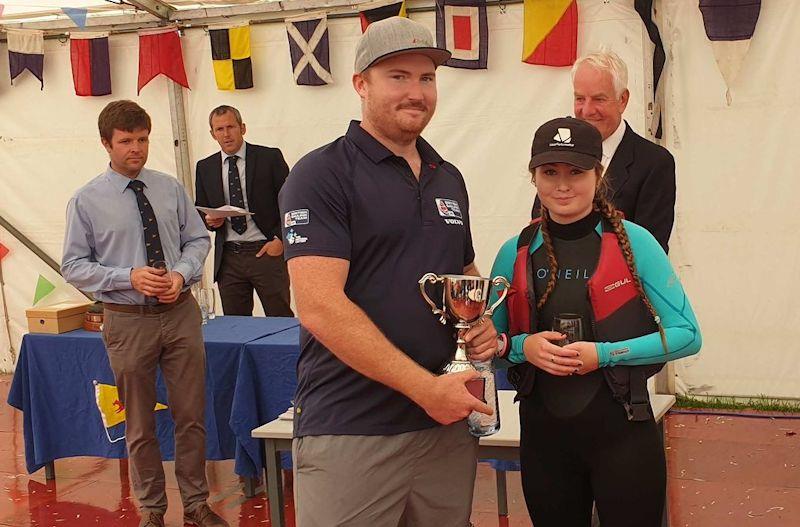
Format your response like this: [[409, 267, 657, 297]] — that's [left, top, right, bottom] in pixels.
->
[[523, 331, 583, 376], [563, 341, 599, 375]]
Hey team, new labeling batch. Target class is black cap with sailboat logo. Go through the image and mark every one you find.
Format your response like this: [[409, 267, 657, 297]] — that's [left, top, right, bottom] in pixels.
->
[[529, 117, 603, 171]]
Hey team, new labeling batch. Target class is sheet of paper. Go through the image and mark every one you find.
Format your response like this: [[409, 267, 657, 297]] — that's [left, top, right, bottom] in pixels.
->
[[196, 205, 254, 218]]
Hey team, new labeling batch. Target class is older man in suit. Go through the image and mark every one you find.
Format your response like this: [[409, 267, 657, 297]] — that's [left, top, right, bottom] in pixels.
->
[[195, 105, 293, 316], [533, 50, 676, 253]]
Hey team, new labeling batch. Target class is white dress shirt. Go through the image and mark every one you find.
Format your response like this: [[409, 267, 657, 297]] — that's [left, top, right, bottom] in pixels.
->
[[601, 120, 626, 174]]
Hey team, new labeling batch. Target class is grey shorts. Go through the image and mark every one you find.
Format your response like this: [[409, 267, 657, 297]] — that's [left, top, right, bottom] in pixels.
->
[[293, 422, 479, 527]]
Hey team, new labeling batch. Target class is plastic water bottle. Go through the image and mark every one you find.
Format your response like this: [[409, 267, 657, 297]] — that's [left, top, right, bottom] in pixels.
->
[[467, 359, 501, 437]]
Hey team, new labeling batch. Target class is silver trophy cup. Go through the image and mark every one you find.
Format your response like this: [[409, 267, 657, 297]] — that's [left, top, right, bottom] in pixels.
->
[[418, 273, 510, 372]]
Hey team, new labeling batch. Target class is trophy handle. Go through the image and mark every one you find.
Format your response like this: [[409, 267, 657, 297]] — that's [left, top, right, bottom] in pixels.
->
[[418, 273, 447, 324], [484, 276, 511, 317]]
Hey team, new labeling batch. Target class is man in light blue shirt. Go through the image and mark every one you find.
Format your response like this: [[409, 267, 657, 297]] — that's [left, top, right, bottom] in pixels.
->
[[61, 100, 226, 527]]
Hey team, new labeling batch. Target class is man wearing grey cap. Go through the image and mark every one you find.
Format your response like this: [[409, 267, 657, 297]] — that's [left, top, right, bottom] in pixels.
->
[[279, 16, 500, 527]]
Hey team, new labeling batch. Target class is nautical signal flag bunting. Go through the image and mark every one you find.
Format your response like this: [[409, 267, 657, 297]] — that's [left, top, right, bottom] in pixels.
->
[[699, 0, 761, 105], [359, 1, 407, 32], [210, 23, 254, 90], [286, 14, 333, 86], [522, 0, 578, 67], [7, 28, 45, 88], [138, 26, 189, 93], [436, 0, 489, 69], [70, 32, 112, 96]]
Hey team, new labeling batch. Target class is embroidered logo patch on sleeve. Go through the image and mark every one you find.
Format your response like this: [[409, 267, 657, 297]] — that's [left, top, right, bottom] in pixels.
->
[[285, 209, 310, 227], [286, 229, 309, 245]]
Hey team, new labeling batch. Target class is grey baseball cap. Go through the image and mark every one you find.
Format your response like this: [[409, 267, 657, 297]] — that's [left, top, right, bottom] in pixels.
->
[[354, 16, 452, 73]]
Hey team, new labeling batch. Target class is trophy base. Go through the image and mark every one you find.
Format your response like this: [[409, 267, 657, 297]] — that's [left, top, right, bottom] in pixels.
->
[[442, 359, 473, 375], [468, 361, 501, 437], [469, 422, 501, 437]]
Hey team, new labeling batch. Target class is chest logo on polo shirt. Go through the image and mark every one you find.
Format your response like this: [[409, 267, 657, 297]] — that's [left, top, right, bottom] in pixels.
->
[[435, 198, 463, 225], [286, 229, 308, 245], [284, 209, 309, 227]]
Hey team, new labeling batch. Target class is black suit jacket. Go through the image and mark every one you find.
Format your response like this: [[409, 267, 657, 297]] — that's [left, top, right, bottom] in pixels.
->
[[532, 122, 676, 252], [195, 142, 290, 281]]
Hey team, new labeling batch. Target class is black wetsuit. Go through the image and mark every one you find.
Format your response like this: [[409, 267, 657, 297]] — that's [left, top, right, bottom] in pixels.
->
[[520, 211, 667, 527]]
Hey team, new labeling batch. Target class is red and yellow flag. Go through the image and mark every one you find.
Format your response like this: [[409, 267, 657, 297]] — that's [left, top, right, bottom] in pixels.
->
[[522, 0, 578, 67], [359, 1, 407, 33]]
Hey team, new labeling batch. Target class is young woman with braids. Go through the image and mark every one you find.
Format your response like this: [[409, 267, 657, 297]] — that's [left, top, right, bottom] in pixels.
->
[[486, 117, 701, 527]]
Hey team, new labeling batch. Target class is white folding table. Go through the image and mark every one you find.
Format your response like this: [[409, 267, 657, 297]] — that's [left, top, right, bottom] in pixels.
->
[[252, 390, 676, 527]]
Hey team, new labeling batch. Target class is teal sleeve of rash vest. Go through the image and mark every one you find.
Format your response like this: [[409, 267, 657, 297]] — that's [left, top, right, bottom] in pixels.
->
[[488, 235, 529, 367], [596, 221, 703, 368]]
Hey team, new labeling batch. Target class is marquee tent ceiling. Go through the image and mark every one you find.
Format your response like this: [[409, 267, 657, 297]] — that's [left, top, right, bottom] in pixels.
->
[[0, 0, 406, 33], [0, 0, 279, 26]]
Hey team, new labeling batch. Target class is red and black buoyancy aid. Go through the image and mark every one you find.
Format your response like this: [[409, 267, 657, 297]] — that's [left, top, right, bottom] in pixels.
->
[[505, 219, 664, 421]]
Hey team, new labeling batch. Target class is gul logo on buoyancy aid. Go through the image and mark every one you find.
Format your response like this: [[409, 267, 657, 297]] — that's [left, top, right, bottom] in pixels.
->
[[506, 219, 664, 421]]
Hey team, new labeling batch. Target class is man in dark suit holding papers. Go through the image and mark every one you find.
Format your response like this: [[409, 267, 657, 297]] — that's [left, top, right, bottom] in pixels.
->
[[195, 105, 293, 316]]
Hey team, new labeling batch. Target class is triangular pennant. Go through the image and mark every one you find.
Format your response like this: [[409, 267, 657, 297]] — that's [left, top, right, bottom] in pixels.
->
[[33, 275, 56, 305], [436, 0, 488, 70], [62, 7, 88, 28], [208, 22, 253, 90], [0, 243, 9, 262], [137, 26, 189, 94], [699, 0, 761, 105], [522, 0, 577, 67], [635, 0, 667, 138], [70, 32, 111, 96], [7, 29, 45, 89], [359, 1, 407, 33], [286, 14, 333, 86]]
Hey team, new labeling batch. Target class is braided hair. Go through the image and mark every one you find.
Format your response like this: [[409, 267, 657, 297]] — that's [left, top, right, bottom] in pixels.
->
[[533, 167, 669, 353]]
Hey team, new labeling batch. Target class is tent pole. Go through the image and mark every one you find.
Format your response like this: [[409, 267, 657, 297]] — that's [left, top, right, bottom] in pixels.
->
[[0, 262, 16, 366], [648, 0, 675, 396], [0, 215, 62, 276], [167, 79, 194, 199]]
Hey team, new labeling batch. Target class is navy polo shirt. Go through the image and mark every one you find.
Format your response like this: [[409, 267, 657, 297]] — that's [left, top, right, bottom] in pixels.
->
[[279, 121, 475, 437]]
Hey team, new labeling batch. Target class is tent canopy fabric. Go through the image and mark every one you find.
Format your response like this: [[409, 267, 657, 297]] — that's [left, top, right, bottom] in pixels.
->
[[1, 0, 799, 401]]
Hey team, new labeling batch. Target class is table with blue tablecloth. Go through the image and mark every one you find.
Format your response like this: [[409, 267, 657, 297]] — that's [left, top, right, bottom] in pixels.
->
[[231, 326, 300, 477], [7, 316, 298, 478]]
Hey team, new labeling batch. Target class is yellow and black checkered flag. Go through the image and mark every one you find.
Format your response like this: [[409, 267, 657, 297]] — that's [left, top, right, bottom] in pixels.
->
[[209, 23, 253, 90]]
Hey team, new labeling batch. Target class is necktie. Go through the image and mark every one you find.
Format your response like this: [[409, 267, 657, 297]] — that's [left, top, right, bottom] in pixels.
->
[[227, 155, 247, 234], [128, 179, 164, 266]]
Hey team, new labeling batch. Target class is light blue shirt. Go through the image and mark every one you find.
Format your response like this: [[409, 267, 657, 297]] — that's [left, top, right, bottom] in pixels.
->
[[220, 142, 268, 243], [62, 166, 211, 304]]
